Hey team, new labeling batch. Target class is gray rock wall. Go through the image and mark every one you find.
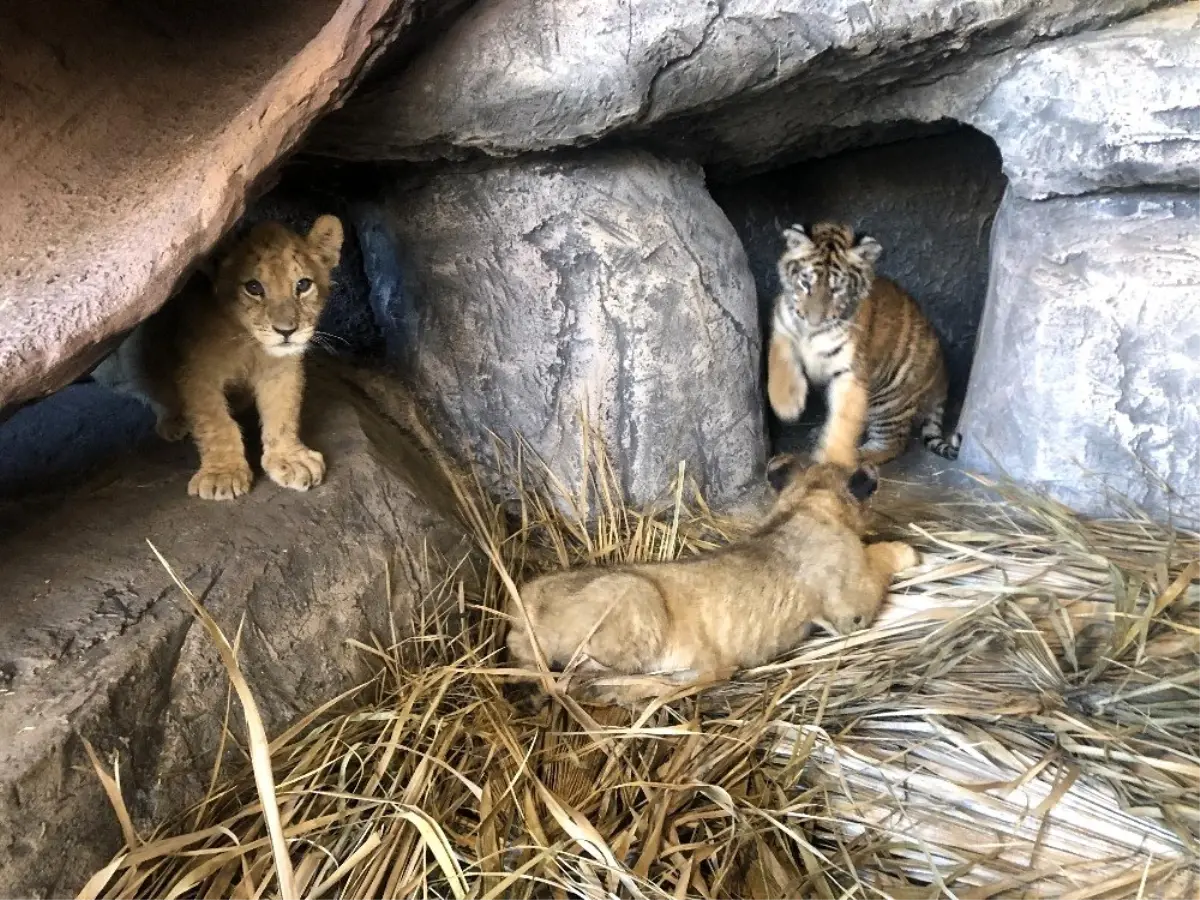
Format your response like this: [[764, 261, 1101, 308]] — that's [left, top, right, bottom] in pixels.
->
[[959, 190, 1200, 523], [368, 150, 766, 506], [310, 0, 1182, 194]]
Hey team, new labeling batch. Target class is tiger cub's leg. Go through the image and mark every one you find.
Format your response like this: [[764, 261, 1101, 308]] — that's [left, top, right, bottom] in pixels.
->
[[859, 412, 911, 467], [816, 372, 869, 468], [767, 332, 808, 421], [919, 393, 962, 461]]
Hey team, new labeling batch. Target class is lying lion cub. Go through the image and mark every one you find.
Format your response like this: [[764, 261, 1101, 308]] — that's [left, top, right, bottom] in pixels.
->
[[506, 455, 919, 703], [94, 216, 343, 500]]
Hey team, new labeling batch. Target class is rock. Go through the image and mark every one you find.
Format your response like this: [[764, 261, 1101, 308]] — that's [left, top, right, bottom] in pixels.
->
[[0, 365, 471, 897], [966, 5, 1200, 199], [310, 0, 1176, 195], [368, 150, 766, 506], [0, 0, 447, 412], [958, 189, 1200, 523]]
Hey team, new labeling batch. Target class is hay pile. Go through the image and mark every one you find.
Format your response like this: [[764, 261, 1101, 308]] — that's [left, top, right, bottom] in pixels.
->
[[81, 436, 1199, 899]]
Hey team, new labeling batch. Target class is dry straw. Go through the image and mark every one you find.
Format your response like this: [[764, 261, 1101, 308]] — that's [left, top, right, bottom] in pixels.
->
[[81, 420, 1199, 899]]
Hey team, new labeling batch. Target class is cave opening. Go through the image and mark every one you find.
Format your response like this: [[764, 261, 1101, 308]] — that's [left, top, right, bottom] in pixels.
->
[[707, 123, 1007, 471]]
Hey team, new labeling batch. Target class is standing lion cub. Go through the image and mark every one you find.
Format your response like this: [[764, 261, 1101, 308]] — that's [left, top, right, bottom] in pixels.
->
[[506, 456, 919, 704], [93, 215, 343, 500]]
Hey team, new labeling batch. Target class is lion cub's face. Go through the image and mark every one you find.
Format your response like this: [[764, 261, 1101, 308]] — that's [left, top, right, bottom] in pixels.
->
[[765, 453, 877, 532], [216, 215, 344, 357], [766, 454, 882, 634]]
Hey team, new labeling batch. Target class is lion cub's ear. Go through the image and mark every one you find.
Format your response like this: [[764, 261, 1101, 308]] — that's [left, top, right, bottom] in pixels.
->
[[847, 465, 879, 502], [766, 454, 802, 493], [306, 214, 344, 272]]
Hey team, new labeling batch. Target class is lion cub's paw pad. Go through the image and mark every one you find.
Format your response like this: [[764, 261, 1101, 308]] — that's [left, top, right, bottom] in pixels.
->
[[189, 464, 253, 501], [263, 447, 326, 492]]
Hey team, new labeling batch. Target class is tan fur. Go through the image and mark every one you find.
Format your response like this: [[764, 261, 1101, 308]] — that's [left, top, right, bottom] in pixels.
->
[[767, 222, 960, 468], [505, 457, 919, 705], [93, 216, 344, 499]]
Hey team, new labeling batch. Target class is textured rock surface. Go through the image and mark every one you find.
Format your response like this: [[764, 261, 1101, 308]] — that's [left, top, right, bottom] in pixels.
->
[[311, 0, 1184, 196], [959, 190, 1200, 523], [370, 150, 766, 506], [0, 367, 470, 897], [962, 5, 1200, 198], [713, 126, 1006, 439], [0, 0, 438, 412]]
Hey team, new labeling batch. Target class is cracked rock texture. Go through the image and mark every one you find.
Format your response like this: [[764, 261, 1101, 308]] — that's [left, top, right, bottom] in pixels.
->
[[310, 0, 1195, 198], [0, 0, 445, 413], [369, 150, 765, 506], [959, 189, 1200, 524], [0, 366, 470, 897]]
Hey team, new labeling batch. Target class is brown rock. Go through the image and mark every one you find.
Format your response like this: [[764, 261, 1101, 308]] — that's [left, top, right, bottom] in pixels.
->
[[0, 0, 431, 412]]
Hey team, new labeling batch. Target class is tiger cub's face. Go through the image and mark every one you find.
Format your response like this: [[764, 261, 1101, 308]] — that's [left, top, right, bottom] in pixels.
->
[[777, 222, 883, 326]]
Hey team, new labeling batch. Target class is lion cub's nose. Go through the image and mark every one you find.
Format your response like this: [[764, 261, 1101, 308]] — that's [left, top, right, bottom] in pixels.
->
[[274, 326, 297, 339]]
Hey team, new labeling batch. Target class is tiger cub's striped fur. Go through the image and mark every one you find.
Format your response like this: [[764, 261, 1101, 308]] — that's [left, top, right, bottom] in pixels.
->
[[766, 222, 961, 468]]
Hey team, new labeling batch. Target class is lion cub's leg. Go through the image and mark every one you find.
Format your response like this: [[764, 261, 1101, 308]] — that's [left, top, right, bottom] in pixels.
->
[[767, 333, 808, 421], [146, 381, 189, 442], [256, 360, 325, 492], [817, 372, 869, 468], [181, 380, 253, 500]]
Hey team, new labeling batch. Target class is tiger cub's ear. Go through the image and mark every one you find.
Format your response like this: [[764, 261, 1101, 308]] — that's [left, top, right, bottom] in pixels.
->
[[853, 233, 883, 266], [782, 224, 813, 251]]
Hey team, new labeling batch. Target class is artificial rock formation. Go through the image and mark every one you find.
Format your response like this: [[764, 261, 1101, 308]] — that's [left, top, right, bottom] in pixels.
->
[[366, 150, 766, 506], [312, 0, 1200, 517], [0, 368, 470, 897], [0, 0, 450, 413], [311, 0, 1183, 192], [960, 190, 1200, 522]]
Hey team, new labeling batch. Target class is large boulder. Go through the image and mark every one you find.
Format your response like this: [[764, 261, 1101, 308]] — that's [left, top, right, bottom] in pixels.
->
[[0, 0, 461, 413], [0, 366, 471, 897], [310, 0, 1186, 195], [958, 189, 1200, 523], [363, 150, 766, 506]]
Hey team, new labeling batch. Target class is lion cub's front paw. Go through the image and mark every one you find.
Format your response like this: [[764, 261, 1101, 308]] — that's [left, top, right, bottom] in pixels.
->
[[263, 446, 326, 492], [188, 462, 253, 501]]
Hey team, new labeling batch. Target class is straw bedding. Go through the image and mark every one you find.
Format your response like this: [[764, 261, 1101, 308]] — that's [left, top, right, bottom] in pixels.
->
[[81, 430, 1199, 899]]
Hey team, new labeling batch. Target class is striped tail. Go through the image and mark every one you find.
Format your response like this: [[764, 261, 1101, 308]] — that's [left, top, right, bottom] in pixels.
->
[[921, 401, 962, 460]]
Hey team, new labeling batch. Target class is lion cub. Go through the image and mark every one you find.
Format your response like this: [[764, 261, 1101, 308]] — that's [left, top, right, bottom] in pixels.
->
[[505, 456, 919, 704], [93, 216, 343, 500]]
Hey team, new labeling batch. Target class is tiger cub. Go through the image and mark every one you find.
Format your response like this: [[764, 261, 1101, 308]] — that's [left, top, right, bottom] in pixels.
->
[[766, 222, 960, 468]]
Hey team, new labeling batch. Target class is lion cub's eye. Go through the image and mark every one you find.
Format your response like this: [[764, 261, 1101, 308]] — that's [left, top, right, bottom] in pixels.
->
[[243, 279, 264, 297], [295, 277, 314, 295]]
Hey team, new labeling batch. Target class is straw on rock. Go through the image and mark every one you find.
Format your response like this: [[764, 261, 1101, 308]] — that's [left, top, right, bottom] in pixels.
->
[[80, 422, 1199, 899]]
